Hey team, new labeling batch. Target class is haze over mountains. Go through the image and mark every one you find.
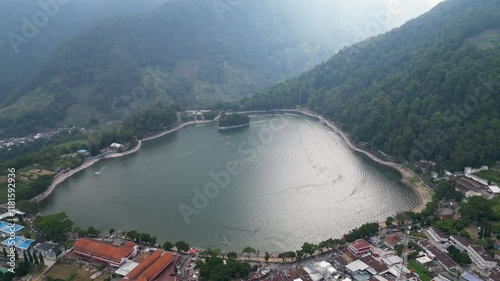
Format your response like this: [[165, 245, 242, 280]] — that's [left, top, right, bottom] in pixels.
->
[[0, 0, 437, 136], [242, 0, 500, 170], [0, 0, 171, 101]]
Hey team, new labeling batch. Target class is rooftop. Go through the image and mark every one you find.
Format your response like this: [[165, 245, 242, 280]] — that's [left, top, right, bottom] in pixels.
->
[[427, 245, 458, 269], [74, 238, 136, 263], [34, 242, 61, 252], [360, 255, 389, 274], [346, 260, 370, 272], [125, 250, 174, 281], [460, 271, 483, 281], [351, 239, 372, 250], [430, 227, 448, 239], [469, 245, 496, 262], [384, 235, 400, 248], [451, 236, 471, 247], [488, 267, 500, 281]]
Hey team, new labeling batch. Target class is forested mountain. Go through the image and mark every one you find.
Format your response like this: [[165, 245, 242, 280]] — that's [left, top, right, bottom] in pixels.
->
[[0, 0, 170, 102], [241, 0, 500, 171], [0, 0, 436, 137]]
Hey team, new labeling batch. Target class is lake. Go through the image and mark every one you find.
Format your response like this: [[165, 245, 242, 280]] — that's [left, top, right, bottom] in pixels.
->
[[41, 114, 419, 252]]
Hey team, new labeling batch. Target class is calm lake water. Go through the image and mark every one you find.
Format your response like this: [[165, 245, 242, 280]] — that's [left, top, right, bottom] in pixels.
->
[[41, 114, 419, 252]]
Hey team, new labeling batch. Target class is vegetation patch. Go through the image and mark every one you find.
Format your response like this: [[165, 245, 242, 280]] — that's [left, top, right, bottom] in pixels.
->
[[408, 259, 432, 281], [475, 169, 500, 184], [45, 263, 80, 280]]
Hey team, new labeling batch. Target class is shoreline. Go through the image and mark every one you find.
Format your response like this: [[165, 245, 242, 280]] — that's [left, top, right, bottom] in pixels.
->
[[32, 120, 216, 203], [244, 108, 433, 213], [33, 109, 432, 213], [218, 122, 250, 130]]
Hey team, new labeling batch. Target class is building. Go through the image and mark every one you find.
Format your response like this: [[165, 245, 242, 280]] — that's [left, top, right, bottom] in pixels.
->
[[33, 242, 65, 260], [382, 255, 402, 267], [460, 271, 483, 281], [348, 239, 372, 258], [383, 235, 400, 250], [428, 227, 449, 243], [419, 240, 458, 271], [110, 143, 124, 149], [488, 267, 500, 281], [487, 185, 500, 195], [0, 221, 24, 235], [123, 250, 175, 281], [450, 236, 471, 252], [467, 245, 497, 270], [73, 238, 138, 267]]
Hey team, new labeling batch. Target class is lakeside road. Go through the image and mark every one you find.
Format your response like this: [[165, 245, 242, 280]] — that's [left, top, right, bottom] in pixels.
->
[[32, 120, 216, 203], [244, 108, 433, 213]]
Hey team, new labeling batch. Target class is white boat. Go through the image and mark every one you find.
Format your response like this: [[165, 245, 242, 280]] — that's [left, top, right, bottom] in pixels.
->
[[95, 167, 106, 175]]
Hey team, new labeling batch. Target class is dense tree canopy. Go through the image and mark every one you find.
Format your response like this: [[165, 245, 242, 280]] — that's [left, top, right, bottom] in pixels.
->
[[218, 113, 250, 127], [241, 0, 500, 171], [34, 212, 73, 242], [198, 257, 252, 281]]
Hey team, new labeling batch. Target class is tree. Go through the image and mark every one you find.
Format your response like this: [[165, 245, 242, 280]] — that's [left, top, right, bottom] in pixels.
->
[[23, 251, 28, 264], [27, 249, 33, 263], [139, 233, 151, 244], [175, 241, 189, 253], [447, 245, 471, 265], [34, 212, 73, 242], [73, 227, 87, 238], [386, 216, 394, 226], [17, 200, 39, 214], [109, 228, 115, 235], [126, 230, 140, 241], [162, 241, 174, 250], [395, 244, 404, 257], [87, 226, 100, 237], [38, 253, 44, 265], [264, 252, 270, 262], [208, 248, 221, 258], [150, 236, 157, 246], [301, 242, 317, 256], [296, 250, 304, 261], [241, 247, 256, 256], [227, 252, 238, 259], [460, 196, 494, 222]]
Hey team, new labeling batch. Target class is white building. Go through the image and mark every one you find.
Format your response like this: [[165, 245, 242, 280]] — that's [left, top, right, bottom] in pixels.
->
[[467, 245, 497, 270], [464, 166, 488, 175], [110, 143, 123, 149], [449, 236, 471, 252], [428, 227, 449, 243]]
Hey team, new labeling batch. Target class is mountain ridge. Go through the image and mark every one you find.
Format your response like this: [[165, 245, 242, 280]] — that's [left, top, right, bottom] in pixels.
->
[[240, 0, 500, 170]]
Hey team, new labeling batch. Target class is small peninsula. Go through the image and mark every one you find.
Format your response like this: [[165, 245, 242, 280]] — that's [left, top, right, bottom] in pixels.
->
[[218, 113, 250, 130]]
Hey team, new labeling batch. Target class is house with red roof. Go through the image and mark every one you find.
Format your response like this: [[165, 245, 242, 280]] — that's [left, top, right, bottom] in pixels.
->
[[73, 238, 138, 267], [348, 239, 372, 258], [122, 250, 175, 281]]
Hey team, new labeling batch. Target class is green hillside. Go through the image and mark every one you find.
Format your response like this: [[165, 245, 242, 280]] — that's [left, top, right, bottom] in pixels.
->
[[0, 0, 170, 102], [241, 0, 500, 171], [0, 0, 357, 137]]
